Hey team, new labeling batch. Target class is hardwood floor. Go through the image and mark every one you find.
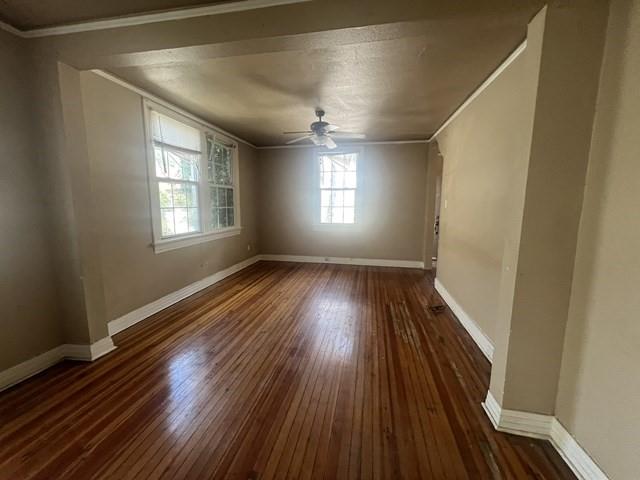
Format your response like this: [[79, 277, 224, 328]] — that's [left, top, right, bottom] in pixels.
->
[[0, 261, 575, 479]]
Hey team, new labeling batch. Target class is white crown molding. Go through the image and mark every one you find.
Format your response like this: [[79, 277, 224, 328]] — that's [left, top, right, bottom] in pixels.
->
[[108, 255, 262, 336], [259, 254, 424, 269], [429, 40, 527, 142], [434, 277, 494, 362], [0, 337, 117, 392], [1, 0, 311, 38], [483, 391, 610, 480], [91, 70, 256, 148], [257, 139, 429, 150]]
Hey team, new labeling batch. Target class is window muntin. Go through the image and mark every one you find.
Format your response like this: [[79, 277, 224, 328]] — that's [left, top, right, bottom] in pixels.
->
[[145, 102, 241, 251], [207, 136, 236, 229], [319, 152, 357, 224]]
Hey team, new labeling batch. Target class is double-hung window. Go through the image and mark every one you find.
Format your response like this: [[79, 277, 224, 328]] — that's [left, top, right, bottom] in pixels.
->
[[318, 151, 358, 224], [145, 101, 241, 252]]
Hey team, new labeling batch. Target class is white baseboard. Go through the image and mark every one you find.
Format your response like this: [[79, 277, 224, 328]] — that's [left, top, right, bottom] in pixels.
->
[[259, 254, 424, 269], [550, 418, 609, 480], [108, 255, 262, 336], [483, 391, 609, 480], [433, 277, 494, 362], [482, 390, 553, 439], [63, 336, 117, 361], [0, 336, 117, 392]]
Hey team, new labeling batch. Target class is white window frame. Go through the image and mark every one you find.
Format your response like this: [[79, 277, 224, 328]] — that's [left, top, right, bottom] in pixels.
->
[[313, 147, 362, 229], [143, 99, 241, 253]]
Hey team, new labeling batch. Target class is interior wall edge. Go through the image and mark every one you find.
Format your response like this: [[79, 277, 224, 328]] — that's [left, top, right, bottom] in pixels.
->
[[433, 277, 494, 362], [429, 39, 527, 141], [482, 391, 610, 480]]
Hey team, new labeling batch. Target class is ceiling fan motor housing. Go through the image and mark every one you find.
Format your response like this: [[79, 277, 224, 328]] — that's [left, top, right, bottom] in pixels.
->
[[310, 120, 331, 135]]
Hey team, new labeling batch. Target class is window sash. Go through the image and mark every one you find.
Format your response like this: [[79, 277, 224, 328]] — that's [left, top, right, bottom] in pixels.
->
[[145, 100, 241, 250], [318, 151, 359, 225]]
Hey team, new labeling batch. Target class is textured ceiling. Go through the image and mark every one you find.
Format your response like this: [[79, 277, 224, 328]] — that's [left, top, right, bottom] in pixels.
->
[[110, 10, 535, 146], [0, 0, 241, 29]]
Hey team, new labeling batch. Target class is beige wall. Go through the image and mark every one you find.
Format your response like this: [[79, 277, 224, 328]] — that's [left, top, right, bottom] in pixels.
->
[[257, 144, 427, 262], [434, 51, 534, 342], [555, 0, 640, 478], [0, 30, 62, 370], [79, 72, 259, 322]]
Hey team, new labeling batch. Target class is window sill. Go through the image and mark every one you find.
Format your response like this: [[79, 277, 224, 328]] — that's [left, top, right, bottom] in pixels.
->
[[153, 227, 242, 254]]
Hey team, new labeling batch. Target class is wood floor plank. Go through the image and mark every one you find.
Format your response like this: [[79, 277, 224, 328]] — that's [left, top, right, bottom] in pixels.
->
[[0, 261, 576, 480]]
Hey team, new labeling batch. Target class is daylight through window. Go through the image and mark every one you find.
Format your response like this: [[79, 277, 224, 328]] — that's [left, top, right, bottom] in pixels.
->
[[319, 152, 358, 224]]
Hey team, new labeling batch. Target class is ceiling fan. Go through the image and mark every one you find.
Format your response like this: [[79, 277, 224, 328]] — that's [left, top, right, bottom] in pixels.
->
[[283, 108, 366, 149]]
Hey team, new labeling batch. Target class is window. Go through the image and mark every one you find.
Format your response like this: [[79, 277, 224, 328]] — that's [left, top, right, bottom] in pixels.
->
[[145, 101, 241, 253], [207, 136, 235, 229], [319, 151, 358, 224]]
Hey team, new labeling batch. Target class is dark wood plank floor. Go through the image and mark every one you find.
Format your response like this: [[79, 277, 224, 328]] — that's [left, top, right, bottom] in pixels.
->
[[0, 261, 575, 479]]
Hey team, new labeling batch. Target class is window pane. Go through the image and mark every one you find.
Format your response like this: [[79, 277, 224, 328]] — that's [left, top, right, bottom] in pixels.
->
[[161, 209, 175, 236], [188, 207, 200, 231], [321, 206, 331, 223], [207, 136, 234, 185], [331, 190, 344, 207], [226, 188, 234, 208], [218, 208, 228, 228], [174, 208, 189, 234], [344, 207, 355, 224], [210, 187, 219, 207], [186, 184, 198, 207], [345, 172, 357, 188], [320, 156, 333, 172], [344, 190, 355, 207], [164, 149, 199, 181], [211, 207, 219, 229], [331, 172, 345, 188], [151, 111, 201, 152], [331, 207, 344, 223], [172, 183, 188, 207], [342, 154, 357, 171], [321, 190, 331, 207], [218, 187, 227, 208], [158, 182, 173, 208], [227, 207, 234, 227]]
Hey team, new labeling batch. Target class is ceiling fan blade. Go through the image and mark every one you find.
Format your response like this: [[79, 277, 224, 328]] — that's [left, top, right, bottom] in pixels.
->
[[324, 136, 337, 149], [330, 132, 366, 139], [283, 131, 312, 135], [310, 135, 323, 146], [325, 124, 340, 132], [286, 135, 313, 145]]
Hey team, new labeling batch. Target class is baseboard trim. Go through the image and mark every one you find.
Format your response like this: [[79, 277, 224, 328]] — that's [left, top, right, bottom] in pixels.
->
[[433, 277, 494, 362], [550, 418, 609, 480], [259, 254, 424, 269], [482, 391, 553, 439], [0, 336, 117, 392], [107, 255, 262, 336], [63, 336, 117, 362], [482, 391, 609, 480]]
